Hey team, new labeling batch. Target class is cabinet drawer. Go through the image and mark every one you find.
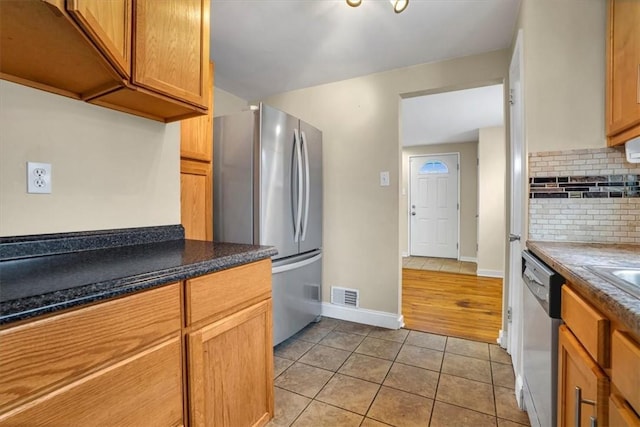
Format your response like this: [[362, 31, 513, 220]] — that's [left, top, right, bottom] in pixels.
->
[[186, 259, 271, 325], [561, 286, 610, 367], [0, 337, 184, 426], [612, 330, 640, 414], [0, 283, 181, 411], [609, 394, 640, 427]]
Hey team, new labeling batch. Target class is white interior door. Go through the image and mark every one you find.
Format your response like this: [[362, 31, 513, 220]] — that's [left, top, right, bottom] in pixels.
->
[[409, 154, 459, 258], [507, 29, 526, 408]]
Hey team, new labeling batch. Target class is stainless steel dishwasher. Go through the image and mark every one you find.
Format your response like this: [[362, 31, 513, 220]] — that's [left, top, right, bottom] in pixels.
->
[[521, 250, 565, 427]]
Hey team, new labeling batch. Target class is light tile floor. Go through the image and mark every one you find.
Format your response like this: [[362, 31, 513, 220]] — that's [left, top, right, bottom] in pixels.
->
[[269, 317, 530, 427], [402, 256, 477, 275]]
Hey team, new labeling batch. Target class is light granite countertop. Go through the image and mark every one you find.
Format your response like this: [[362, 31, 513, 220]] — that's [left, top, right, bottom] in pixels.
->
[[527, 241, 640, 340]]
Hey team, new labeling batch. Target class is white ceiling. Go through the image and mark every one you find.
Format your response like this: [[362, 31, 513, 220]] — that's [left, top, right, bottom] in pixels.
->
[[401, 84, 505, 146], [211, 0, 521, 100]]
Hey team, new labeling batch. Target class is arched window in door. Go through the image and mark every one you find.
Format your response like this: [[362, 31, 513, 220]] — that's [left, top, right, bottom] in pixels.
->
[[419, 160, 448, 174]]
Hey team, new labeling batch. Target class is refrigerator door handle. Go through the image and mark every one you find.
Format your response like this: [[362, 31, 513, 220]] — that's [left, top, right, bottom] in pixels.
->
[[272, 252, 323, 274], [300, 130, 311, 242], [293, 128, 303, 242]]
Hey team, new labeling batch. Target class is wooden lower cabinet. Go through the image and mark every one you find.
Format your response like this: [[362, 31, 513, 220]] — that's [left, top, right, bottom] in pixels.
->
[[0, 260, 273, 427], [557, 325, 610, 427], [0, 337, 184, 426], [610, 394, 640, 427], [187, 299, 274, 427]]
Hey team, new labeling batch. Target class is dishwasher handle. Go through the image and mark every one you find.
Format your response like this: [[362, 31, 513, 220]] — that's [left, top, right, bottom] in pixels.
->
[[523, 266, 551, 315]]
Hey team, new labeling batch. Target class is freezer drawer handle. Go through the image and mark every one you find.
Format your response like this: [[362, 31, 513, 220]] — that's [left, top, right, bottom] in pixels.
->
[[272, 253, 323, 274]]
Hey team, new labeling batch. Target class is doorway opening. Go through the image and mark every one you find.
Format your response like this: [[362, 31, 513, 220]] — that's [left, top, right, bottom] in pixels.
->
[[399, 82, 506, 343]]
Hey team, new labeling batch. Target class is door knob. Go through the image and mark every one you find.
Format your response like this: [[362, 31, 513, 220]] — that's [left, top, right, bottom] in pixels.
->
[[509, 234, 521, 242], [411, 212, 416, 216]]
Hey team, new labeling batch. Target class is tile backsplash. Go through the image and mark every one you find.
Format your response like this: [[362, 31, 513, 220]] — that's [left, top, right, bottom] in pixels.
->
[[529, 148, 640, 244]]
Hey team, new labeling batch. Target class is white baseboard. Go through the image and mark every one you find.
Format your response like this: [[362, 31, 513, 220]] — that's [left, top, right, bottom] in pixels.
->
[[321, 303, 404, 330], [402, 252, 409, 258], [477, 269, 504, 278], [515, 374, 525, 410], [459, 256, 477, 263], [497, 329, 508, 348]]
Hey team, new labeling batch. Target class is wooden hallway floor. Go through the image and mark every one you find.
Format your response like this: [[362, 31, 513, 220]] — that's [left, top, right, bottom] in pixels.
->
[[402, 268, 503, 343]]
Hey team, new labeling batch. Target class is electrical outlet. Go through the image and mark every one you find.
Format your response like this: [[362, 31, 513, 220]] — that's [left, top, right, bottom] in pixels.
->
[[27, 162, 52, 194]]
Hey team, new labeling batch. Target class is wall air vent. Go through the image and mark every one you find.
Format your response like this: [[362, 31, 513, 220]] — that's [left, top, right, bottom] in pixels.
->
[[331, 286, 359, 308]]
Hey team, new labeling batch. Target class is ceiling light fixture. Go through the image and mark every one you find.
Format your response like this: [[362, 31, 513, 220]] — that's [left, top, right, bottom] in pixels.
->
[[390, 0, 409, 13], [345, 0, 408, 13]]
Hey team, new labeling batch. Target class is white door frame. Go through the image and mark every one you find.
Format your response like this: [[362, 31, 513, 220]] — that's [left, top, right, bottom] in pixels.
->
[[506, 29, 526, 408], [407, 152, 460, 260]]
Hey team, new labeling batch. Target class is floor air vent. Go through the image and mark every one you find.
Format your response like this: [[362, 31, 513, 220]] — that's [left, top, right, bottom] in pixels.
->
[[331, 286, 359, 308]]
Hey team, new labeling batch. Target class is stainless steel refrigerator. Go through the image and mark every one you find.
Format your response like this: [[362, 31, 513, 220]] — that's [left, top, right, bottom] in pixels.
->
[[213, 103, 322, 346]]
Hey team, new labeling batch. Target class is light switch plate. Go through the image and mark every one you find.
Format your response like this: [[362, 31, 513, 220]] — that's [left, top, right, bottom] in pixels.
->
[[27, 162, 52, 194], [380, 171, 390, 187]]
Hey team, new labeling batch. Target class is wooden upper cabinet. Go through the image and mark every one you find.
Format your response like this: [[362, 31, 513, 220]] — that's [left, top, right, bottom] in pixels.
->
[[0, 0, 209, 122], [181, 62, 214, 161], [0, 0, 123, 99], [134, 0, 209, 109], [606, 0, 640, 146], [66, 0, 132, 79]]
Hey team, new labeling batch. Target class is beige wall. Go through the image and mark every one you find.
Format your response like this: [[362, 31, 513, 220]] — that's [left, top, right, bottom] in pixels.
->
[[477, 127, 506, 275], [519, 0, 606, 153], [0, 81, 180, 237], [213, 87, 248, 117], [401, 142, 478, 261], [263, 50, 509, 314]]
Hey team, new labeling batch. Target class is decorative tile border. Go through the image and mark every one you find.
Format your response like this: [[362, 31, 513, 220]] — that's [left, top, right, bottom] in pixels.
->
[[528, 147, 640, 244], [529, 174, 639, 199]]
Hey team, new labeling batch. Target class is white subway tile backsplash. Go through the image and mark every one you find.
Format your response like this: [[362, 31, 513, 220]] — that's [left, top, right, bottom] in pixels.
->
[[529, 147, 640, 244]]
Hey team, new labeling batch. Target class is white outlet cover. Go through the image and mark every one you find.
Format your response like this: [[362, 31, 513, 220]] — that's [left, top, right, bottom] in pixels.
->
[[27, 162, 52, 194]]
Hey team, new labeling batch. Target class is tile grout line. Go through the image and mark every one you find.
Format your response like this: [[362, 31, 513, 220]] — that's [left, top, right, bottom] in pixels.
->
[[273, 320, 522, 427], [277, 319, 342, 427], [358, 328, 410, 425], [426, 335, 447, 426]]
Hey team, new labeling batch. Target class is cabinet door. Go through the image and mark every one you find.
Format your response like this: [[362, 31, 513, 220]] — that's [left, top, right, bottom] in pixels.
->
[[181, 62, 214, 161], [609, 394, 640, 427], [134, 0, 209, 108], [67, 0, 131, 78], [0, 337, 184, 426], [188, 299, 274, 427], [607, 0, 640, 144], [181, 159, 212, 241], [557, 325, 610, 427]]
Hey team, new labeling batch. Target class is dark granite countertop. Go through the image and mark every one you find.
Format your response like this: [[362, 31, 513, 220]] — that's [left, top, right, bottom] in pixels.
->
[[0, 237, 277, 325], [527, 241, 640, 340]]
